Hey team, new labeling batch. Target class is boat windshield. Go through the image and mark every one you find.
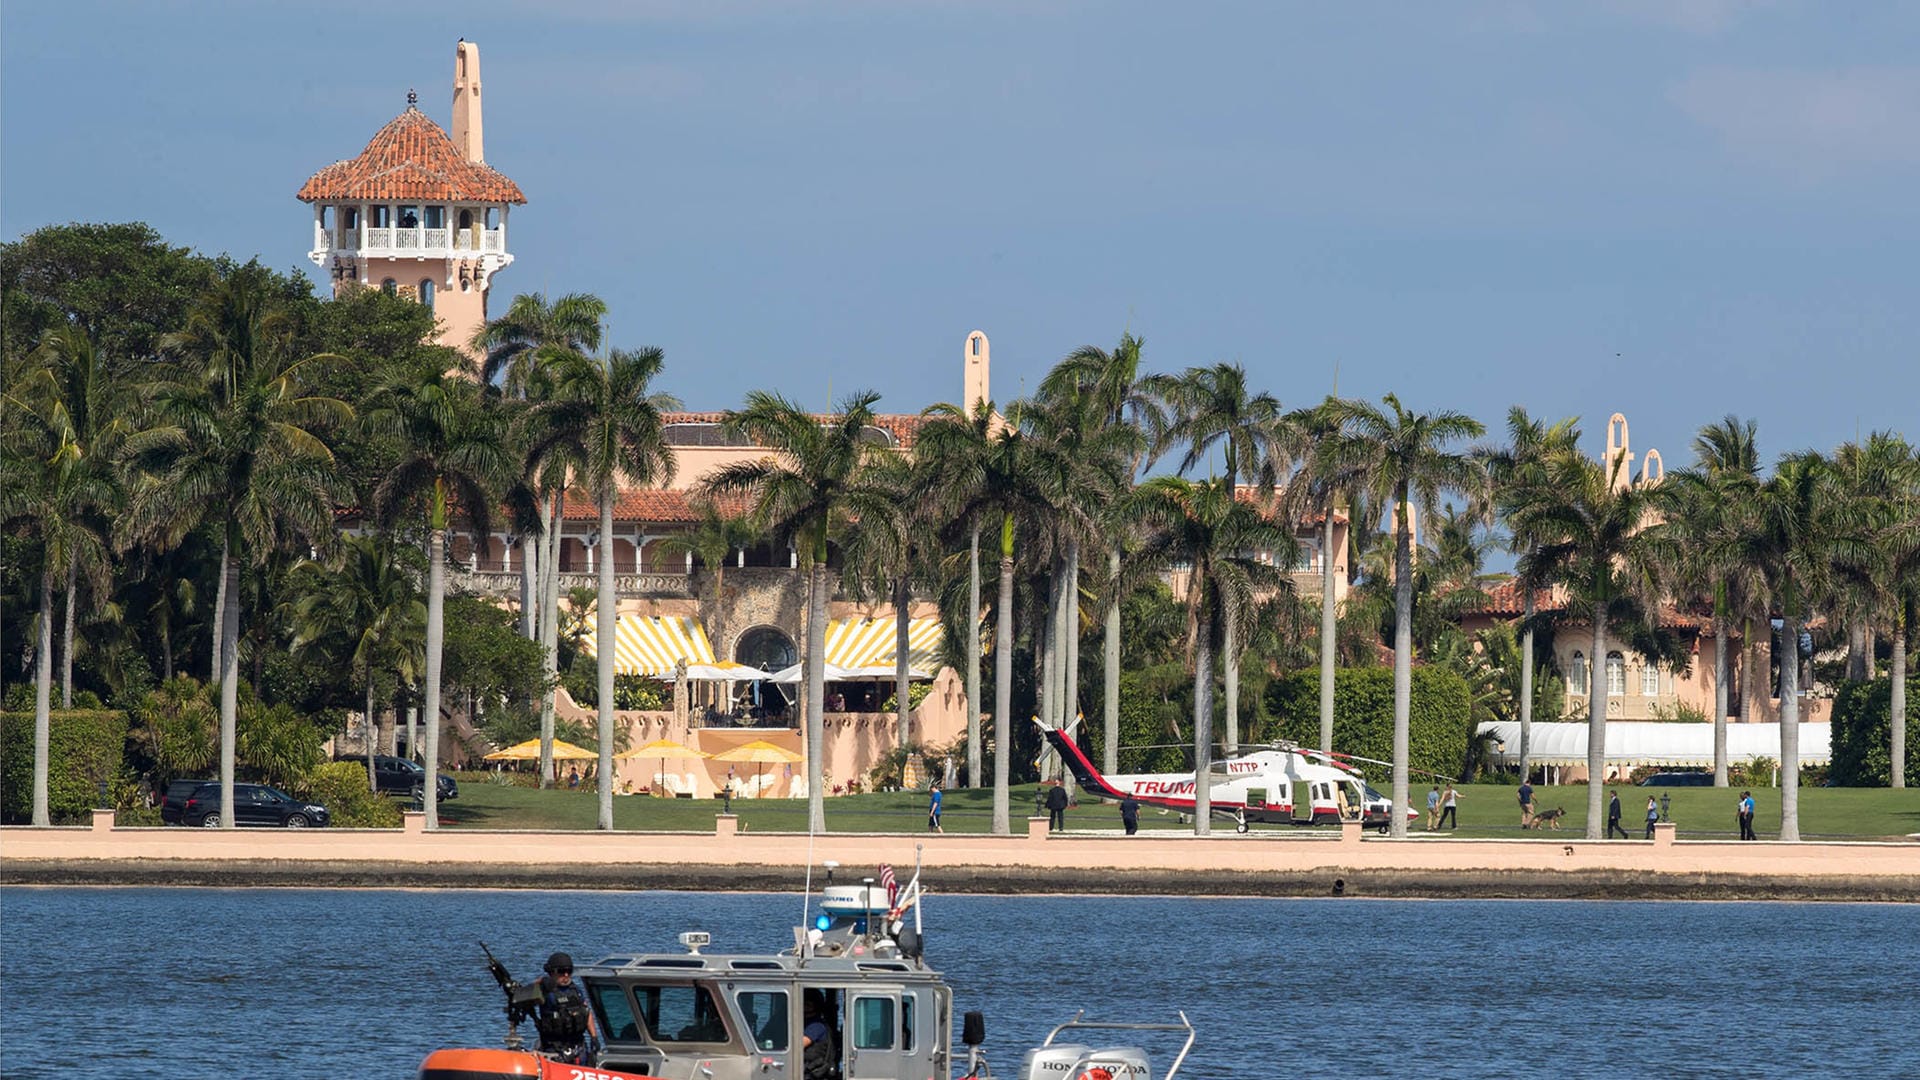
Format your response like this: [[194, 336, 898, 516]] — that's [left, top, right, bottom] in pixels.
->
[[634, 983, 730, 1043]]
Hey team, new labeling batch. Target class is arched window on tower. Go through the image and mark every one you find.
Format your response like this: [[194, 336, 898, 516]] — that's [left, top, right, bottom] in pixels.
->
[[381, 278, 397, 295], [1569, 652, 1587, 692], [1606, 652, 1626, 696], [419, 279, 434, 310]]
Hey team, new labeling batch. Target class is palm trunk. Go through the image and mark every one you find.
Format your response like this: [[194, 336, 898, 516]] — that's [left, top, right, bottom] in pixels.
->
[[1104, 547, 1121, 774], [1779, 613, 1801, 841], [1066, 541, 1080, 748], [1891, 606, 1907, 789], [365, 677, 377, 793], [1740, 618, 1756, 721], [1519, 589, 1535, 781], [209, 538, 229, 684], [31, 565, 54, 826], [1846, 622, 1867, 683], [804, 560, 828, 833], [60, 557, 76, 710], [537, 494, 563, 787], [894, 575, 912, 752], [967, 524, 982, 788], [992, 545, 1014, 836], [1038, 574, 1056, 734], [1192, 607, 1214, 837], [596, 495, 617, 830], [217, 540, 240, 831], [1712, 604, 1730, 787], [1318, 508, 1337, 753], [423, 526, 447, 829], [1222, 604, 1239, 755], [1390, 494, 1414, 839], [520, 529, 537, 640], [1586, 601, 1607, 840]]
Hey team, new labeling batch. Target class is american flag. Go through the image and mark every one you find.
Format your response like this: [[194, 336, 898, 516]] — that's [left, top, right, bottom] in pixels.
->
[[879, 864, 898, 908]]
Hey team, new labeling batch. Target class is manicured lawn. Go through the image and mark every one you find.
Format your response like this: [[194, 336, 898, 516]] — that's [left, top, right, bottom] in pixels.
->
[[435, 777, 1920, 840]]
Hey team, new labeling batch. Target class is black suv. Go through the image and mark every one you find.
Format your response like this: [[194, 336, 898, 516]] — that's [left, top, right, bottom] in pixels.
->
[[345, 754, 458, 801], [1639, 771, 1714, 786], [164, 782, 330, 828]]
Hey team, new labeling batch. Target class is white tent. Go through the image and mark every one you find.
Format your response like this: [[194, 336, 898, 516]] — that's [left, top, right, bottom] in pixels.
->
[[765, 661, 858, 684], [1477, 720, 1831, 768]]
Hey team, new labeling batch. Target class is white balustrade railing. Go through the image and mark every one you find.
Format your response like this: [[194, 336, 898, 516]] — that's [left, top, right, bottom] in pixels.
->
[[483, 231, 503, 251], [366, 227, 393, 248], [424, 228, 449, 249], [394, 230, 418, 249], [325, 227, 506, 256], [336, 230, 355, 249]]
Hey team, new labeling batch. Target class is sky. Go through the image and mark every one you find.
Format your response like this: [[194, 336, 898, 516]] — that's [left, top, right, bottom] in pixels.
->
[[5, 0, 1917, 472]]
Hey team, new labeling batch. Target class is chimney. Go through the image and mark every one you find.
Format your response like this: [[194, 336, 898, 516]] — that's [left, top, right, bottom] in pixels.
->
[[452, 39, 484, 163]]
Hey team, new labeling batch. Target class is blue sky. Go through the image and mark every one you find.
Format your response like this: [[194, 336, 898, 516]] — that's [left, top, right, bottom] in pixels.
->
[[6, 1, 1916, 471]]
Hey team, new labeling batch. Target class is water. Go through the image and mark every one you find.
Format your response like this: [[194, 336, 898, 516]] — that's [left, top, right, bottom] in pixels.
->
[[2, 887, 1914, 1079]]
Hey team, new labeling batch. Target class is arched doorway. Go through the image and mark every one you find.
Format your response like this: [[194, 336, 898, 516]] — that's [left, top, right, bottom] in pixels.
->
[[733, 626, 795, 723]]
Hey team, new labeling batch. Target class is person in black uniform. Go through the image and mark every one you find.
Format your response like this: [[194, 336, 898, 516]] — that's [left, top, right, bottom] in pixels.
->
[[1045, 784, 1069, 831], [537, 952, 598, 1064], [1606, 789, 1630, 839], [1119, 792, 1140, 836], [802, 989, 836, 1080]]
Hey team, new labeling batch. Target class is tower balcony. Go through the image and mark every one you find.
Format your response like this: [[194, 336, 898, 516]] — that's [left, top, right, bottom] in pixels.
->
[[310, 225, 508, 262]]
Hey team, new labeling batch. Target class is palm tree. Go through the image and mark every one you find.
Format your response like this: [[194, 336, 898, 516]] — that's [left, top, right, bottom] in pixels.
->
[[0, 376, 115, 826], [1882, 439, 1920, 788], [701, 391, 896, 833], [1126, 476, 1292, 835], [1658, 416, 1761, 786], [916, 399, 1055, 832], [1041, 334, 1165, 772], [1482, 407, 1583, 781], [474, 291, 609, 782], [530, 346, 677, 830], [13, 326, 135, 709], [1281, 398, 1358, 754], [120, 270, 350, 830], [1324, 394, 1485, 838], [1508, 450, 1665, 840], [286, 534, 426, 789], [363, 364, 507, 829], [839, 451, 936, 752], [1158, 363, 1286, 753], [1734, 452, 1877, 838]]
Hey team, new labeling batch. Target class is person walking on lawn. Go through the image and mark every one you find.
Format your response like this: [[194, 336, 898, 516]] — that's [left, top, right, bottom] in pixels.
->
[[1436, 784, 1461, 830], [1425, 786, 1441, 830], [1607, 789, 1630, 839], [1517, 779, 1535, 828]]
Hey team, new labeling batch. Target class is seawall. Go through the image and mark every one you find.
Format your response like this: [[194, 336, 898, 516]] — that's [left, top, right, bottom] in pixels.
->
[[4, 814, 1915, 901]]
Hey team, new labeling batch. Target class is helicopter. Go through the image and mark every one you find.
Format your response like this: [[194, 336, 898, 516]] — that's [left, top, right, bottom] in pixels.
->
[[1038, 721, 1420, 833]]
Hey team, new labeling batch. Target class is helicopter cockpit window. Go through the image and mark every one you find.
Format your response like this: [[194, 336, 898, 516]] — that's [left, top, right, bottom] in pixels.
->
[[589, 983, 641, 1042], [635, 983, 729, 1043], [735, 989, 790, 1051]]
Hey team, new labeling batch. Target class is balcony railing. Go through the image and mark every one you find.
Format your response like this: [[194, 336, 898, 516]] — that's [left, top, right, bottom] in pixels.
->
[[447, 569, 694, 597], [319, 227, 507, 259]]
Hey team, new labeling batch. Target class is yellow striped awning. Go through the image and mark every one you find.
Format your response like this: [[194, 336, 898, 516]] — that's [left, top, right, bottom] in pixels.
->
[[823, 618, 944, 672], [581, 616, 716, 677]]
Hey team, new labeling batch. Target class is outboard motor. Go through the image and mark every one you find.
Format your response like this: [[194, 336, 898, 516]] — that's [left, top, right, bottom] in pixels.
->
[[1017, 1043, 1093, 1080], [1073, 1047, 1153, 1079]]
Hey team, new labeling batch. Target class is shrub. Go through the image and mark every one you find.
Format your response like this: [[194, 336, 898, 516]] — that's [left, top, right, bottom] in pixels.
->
[[1647, 701, 1711, 724], [299, 761, 403, 828], [613, 675, 669, 711], [1265, 667, 1473, 782], [1829, 676, 1920, 786], [0, 709, 130, 824]]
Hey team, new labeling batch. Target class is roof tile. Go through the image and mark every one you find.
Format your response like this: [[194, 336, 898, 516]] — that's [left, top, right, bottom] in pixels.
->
[[299, 106, 526, 204]]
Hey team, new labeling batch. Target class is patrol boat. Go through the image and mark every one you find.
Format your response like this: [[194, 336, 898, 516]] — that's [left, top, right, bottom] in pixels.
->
[[418, 868, 1194, 1080]]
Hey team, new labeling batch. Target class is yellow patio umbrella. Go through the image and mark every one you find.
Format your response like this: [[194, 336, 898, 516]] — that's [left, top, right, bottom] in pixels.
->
[[483, 737, 597, 761], [617, 738, 711, 796], [712, 739, 805, 798]]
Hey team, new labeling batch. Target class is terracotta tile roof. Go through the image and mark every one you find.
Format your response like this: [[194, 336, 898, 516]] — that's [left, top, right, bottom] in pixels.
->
[[558, 489, 749, 524], [298, 106, 526, 204], [660, 411, 925, 450], [1470, 579, 1709, 631]]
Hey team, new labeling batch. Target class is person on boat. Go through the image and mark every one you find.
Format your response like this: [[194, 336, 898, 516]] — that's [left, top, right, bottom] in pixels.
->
[[802, 988, 837, 1080], [536, 951, 598, 1064]]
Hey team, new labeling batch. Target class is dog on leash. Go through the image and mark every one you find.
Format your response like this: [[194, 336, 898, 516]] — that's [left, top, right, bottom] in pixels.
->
[[1529, 807, 1566, 830]]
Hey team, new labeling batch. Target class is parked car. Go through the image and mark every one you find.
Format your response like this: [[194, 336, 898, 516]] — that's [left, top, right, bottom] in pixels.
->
[[171, 783, 330, 828], [159, 779, 212, 825], [343, 754, 459, 801], [1639, 771, 1714, 786]]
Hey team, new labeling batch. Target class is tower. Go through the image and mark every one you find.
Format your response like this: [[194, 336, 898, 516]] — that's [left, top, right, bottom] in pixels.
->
[[963, 330, 990, 415], [298, 40, 524, 357]]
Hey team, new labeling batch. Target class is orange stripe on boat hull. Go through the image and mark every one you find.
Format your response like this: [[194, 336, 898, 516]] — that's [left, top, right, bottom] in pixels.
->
[[418, 1047, 653, 1080]]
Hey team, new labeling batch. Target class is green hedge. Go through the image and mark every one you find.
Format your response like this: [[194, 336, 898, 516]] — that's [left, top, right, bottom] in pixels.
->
[[1264, 667, 1472, 782], [299, 760, 403, 828], [0, 709, 130, 824], [1830, 676, 1919, 786]]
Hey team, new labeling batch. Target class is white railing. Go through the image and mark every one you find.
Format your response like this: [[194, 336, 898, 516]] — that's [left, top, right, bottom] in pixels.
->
[[326, 227, 507, 257]]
